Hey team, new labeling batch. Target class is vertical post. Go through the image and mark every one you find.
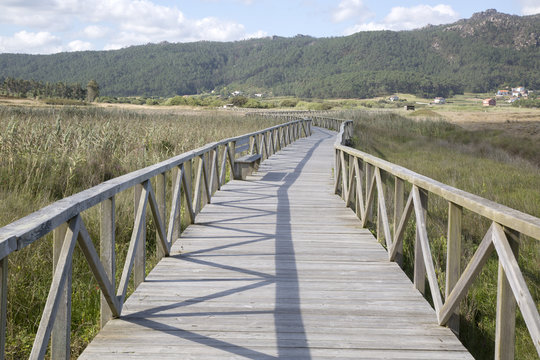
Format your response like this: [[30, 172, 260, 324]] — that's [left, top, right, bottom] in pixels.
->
[[0, 257, 7, 360], [414, 187, 427, 294], [173, 166, 182, 240], [495, 229, 519, 360], [446, 202, 462, 335], [52, 223, 70, 360], [202, 152, 209, 205], [100, 197, 115, 328], [134, 184, 146, 288], [365, 163, 374, 222], [155, 173, 166, 259], [184, 159, 193, 223], [393, 177, 404, 266]]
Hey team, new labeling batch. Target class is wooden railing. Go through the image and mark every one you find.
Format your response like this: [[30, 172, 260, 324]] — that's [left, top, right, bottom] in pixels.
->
[[309, 116, 539, 359], [0, 118, 312, 359]]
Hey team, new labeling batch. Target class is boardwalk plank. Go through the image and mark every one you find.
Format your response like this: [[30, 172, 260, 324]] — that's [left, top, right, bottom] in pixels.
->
[[79, 128, 472, 359]]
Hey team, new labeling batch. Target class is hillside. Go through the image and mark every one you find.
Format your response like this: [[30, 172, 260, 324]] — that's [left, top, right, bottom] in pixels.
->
[[0, 9, 538, 98]]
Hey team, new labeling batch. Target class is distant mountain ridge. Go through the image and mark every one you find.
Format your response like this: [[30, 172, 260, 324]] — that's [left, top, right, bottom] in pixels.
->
[[0, 9, 538, 98]]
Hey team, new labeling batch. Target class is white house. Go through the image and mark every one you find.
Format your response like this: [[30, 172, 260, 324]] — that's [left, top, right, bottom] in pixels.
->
[[433, 97, 446, 104]]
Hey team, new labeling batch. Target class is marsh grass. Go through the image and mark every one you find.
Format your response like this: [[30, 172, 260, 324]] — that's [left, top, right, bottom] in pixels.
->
[[0, 105, 283, 358], [343, 110, 539, 359]]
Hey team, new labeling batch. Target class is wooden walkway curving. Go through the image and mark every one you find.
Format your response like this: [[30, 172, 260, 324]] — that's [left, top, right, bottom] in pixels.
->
[[79, 127, 473, 359]]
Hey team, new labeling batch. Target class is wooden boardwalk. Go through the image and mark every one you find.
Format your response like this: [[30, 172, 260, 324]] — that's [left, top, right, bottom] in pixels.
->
[[79, 127, 473, 359]]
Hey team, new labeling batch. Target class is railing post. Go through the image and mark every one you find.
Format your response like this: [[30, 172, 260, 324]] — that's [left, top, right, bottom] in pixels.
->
[[365, 163, 374, 222], [100, 197, 115, 328], [393, 177, 404, 266], [495, 229, 520, 360], [446, 202, 462, 335], [184, 159, 193, 223], [52, 223, 71, 360], [0, 257, 7, 360], [134, 184, 146, 288], [414, 187, 427, 294], [155, 174, 166, 259]]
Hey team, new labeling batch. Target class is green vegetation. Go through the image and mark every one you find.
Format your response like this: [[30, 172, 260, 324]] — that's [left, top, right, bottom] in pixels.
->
[[0, 106, 283, 358], [345, 110, 539, 359], [0, 11, 538, 99], [0, 78, 87, 100]]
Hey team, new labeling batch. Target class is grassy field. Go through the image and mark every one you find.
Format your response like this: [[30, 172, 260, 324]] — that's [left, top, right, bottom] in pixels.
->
[[0, 104, 284, 358], [340, 109, 539, 359]]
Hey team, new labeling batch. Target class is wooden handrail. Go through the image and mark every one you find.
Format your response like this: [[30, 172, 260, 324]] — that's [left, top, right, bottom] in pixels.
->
[[0, 118, 312, 359], [308, 116, 540, 359]]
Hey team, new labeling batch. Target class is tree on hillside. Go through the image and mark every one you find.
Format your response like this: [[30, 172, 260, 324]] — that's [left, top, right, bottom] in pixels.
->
[[87, 80, 99, 102]]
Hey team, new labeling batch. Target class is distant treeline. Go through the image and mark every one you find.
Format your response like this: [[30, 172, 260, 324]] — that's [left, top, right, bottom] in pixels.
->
[[0, 77, 87, 100], [0, 11, 538, 99]]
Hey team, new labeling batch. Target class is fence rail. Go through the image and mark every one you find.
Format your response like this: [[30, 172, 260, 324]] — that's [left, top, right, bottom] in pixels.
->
[[308, 115, 539, 359], [0, 118, 312, 359]]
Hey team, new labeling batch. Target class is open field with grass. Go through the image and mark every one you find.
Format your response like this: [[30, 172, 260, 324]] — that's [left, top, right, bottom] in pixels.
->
[[340, 109, 539, 360], [0, 104, 284, 358]]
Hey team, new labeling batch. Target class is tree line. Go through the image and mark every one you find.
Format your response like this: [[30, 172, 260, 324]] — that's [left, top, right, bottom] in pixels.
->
[[0, 78, 99, 101], [0, 12, 538, 99]]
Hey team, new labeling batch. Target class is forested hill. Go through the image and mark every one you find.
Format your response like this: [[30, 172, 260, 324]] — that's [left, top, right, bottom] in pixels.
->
[[0, 9, 538, 98]]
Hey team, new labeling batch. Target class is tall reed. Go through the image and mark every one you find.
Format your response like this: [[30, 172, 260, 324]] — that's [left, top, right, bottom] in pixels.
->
[[0, 105, 283, 358]]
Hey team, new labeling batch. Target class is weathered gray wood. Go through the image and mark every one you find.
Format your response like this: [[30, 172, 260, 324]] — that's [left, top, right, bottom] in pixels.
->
[[133, 183, 146, 288], [413, 186, 427, 295], [389, 191, 413, 262], [180, 163, 196, 225], [413, 186, 443, 314], [492, 224, 540, 356], [118, 183, 149, 304], [375, 168, 392, 249], [365, 163, 374, 222], [79, 221, 120, 318], [334, 143, 540, 241], [193, 156, 204, 214], [30, 216, 80, 360], [361, 171, 376, 228], [167, 166, 183, 246], [0, 257, 7, 360], [495, 228, 519, 360], [0, 119, 310, 255], [52, 222, 70, 360], [439, 225, 495, 325], [393, 177, 404, 266], [147, 183, 170, 256], [446, 202, 462, 335], [100, 197, 116, 328], [155, 173, 166, 259], [80, 127, 471, 360]]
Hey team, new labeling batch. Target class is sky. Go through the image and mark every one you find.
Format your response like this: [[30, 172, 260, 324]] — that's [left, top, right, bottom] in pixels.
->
[[0, 0, 539, 54]]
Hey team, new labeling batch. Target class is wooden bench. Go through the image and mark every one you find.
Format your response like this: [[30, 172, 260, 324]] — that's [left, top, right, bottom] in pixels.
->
[[234, 154, 262, 180]]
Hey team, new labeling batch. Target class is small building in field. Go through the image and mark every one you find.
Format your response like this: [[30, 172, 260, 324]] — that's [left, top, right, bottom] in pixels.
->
[[389, 95, 399, 102], [433, 97, 446, 104], [483, 98, 496, 106], [497, 90, 510, 96]]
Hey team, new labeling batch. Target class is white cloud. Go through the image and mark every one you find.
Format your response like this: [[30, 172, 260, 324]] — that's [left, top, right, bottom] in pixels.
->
[[384, 5, 459, 30], [67, 40, 93, 51], [245, 30, 269, 39], [520, 0, 540, 15], [0, 31, 62, 54], [83, 25, 109, 39], [345, 22, 386, 35], [332, 0, 372, 23], [0, 0, 264, 53], [346, 4, 460, 34]]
